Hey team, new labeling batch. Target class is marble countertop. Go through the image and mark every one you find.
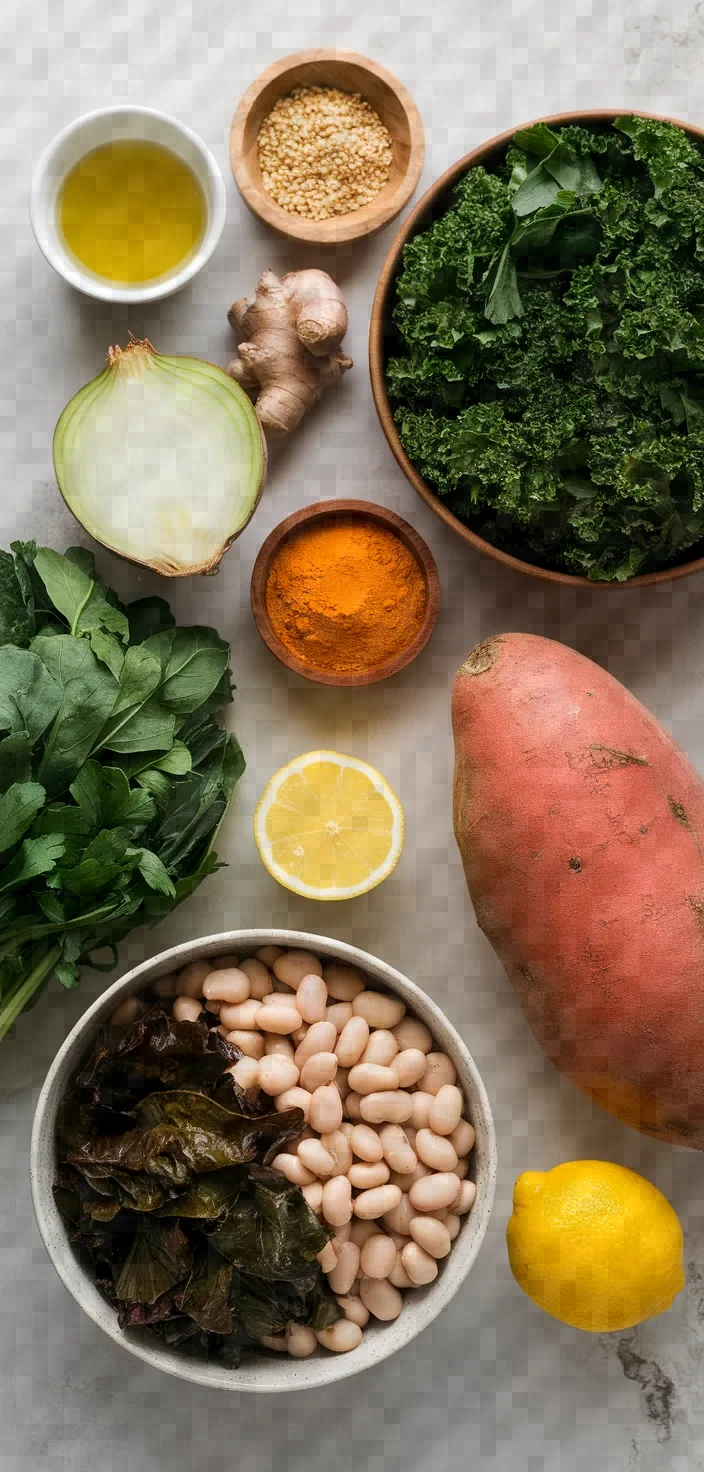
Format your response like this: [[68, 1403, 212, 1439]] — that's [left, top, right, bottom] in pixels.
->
[[3, 1, 704, 1467]]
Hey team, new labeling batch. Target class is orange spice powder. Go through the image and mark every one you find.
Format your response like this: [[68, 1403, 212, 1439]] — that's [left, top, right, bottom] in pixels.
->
[[265, 515, 428, 674]]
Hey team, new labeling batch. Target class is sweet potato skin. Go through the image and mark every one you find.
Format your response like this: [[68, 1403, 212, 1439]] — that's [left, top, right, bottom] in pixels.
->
[[452, 632, 704, 1148]]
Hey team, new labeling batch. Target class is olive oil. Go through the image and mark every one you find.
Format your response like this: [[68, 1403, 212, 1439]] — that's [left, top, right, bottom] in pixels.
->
[[59, 139, 206, 285]]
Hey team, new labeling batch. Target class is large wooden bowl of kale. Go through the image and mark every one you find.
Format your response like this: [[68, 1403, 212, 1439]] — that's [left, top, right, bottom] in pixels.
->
[[370, 110, 704, 586]]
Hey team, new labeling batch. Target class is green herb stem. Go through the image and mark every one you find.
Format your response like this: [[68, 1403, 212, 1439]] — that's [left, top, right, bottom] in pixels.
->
[[0, 941, 61, 1042]]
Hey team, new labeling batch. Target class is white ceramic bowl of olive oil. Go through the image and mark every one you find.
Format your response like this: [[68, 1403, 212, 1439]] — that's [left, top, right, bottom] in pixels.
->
[[30, 106, 227, 304]]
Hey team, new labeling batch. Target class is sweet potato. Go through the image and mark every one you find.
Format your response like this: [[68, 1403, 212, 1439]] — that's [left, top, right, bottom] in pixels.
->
[[452, 632, 704, 1148]]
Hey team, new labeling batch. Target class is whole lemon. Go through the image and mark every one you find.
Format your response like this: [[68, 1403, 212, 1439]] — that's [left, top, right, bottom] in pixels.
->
[[506, 1160, 684, 1332]]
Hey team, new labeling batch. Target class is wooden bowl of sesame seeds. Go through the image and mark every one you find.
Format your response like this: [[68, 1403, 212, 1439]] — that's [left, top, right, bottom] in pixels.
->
[[230, 50, 425, 245]]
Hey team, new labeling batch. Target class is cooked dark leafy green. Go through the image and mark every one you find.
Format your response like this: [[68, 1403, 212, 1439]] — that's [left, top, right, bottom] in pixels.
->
[[55, 1002, 342, 1363], [0, 542, 245, 1042], [387, 115, 704, 580]]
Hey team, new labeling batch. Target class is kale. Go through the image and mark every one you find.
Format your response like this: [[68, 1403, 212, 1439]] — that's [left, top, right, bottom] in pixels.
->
[[386, 115, 704, 579]]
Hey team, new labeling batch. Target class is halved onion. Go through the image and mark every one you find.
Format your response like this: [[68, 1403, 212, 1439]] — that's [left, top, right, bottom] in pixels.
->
[[53, 338, 267, 576]]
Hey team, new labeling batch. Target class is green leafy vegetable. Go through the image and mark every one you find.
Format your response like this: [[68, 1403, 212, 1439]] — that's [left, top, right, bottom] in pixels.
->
[[386, 115, 704, 579], [0, 545, 245, 1043]]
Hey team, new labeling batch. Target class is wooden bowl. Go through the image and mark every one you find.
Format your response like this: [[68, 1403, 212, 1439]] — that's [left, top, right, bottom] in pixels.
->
[[370, 108, 704, 589], [230, 50, 425, 245], [250, 499, 440, 685]]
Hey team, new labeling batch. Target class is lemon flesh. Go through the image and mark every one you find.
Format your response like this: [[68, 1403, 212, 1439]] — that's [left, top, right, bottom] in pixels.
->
[[506, 1160, 684, 1332], [254, 751, 404, 900]]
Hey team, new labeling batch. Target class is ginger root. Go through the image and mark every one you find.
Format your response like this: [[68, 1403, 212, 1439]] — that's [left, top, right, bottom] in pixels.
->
[[227, 269, 352, 434]]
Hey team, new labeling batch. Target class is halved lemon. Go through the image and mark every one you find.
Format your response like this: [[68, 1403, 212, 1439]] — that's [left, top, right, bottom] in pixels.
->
[[254, 750, 405, 901]]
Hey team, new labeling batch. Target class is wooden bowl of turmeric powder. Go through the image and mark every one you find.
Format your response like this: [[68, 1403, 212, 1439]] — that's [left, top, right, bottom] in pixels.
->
[[250, 500, 440, 686]]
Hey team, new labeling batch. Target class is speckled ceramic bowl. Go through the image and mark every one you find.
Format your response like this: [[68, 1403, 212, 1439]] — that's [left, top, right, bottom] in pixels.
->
[[30, 929, 497, 1393]]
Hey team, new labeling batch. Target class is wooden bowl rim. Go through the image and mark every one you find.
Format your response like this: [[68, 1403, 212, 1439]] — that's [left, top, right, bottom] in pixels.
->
[[369, 107, 704, 590], [230, 49, 425, 245], [250, 497, 441, 686]]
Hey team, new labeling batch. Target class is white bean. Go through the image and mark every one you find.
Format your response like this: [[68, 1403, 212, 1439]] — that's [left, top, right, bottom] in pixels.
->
[[389, 1162, 431, 1190], [446, 1213, 461, 1241], [274, 950, 322, 987], [336, 1294, 370, 1328], [450, 1119, 476, 1156], [421, 1052, 457, 1096], [327, 1241, 360, 1295], [378, 1124, 417, 1174], [204, 999, 222, 1016], [331, 1221, 351, 1249], [455, 1180, 477, 1214], [362, 1030, 399, 1067], [409, 1172, 461, 1213], [228, 1057, 260, 1090], [390, 1048, 427, 1088], [353, 1185, 402, 1220], [455, 1158, 469, 1180], [415, 1128, 459, 1172], [295, 1021, 337, 1067], [352, 991, 406, 1029], [384, 1227, 411, 1251], [239, 958, 273, 999], [172, 996, 203, 1023], [348, 1063, 399, 1096], [275, 1087, 311, 1120], [326, 1002, 353, 1033], [109, 996, 143, 1026], [402, 1241, 439, 1285], [202, 968, 251, 1005], [298, 1138, 337, 1177], [260, 1333, 288, 1352], [255, 945, 285, 966], [350, 1123, 384, 1163], [392, 1017, 433, 1053], [316, 1320, 363, 1353], [335, 1066, 351, 1100], [344, 1092, 363, 1121], [408, 1092, 434, 1130], [209, 953, 239, 970], [270, 1153, 316, 1187], [291, 1024, 309, 1047], [409, 1216, 452, 1259], [429, 1084, 464, 1136], [297, 974, 328, 1023], [176, 960, 212, 997], [359, 1277, 403, 1322], [388, 1251, 414, 1289], [224, 1029, 261, 1061], [335, 1016, 370, 1067], [348, 1161, 390, 1189], [322, 963, 367, 1001], [309, 1084, 343, 1134], [317, 1241, 338, 1273], [286, 1323, 317, 1358], [219, 999, 262, 1031], [383, 1193, 416, 1236], [258, 1055, 300, 1096], [360, 1091, 413, 1125], [151, 972, 180, 997], [349, 1217, 380, 1248], [264, 1036, 295, 1058], [300, 1052, 338, 1092], [322, 1176, 352, 1227], [256, 1004, 302, 1035], [320, 1130, 353, 1177], [301, 1180, 323, 1211], [360, 1234, 397, 1280], [261, 989, 293, 1005]]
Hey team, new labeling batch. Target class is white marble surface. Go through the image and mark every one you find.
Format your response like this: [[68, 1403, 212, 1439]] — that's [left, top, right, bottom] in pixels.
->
[[3, 1, 704, 1467]]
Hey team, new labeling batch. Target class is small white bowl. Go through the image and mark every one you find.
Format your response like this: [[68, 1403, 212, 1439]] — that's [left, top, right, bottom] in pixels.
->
[[30, 105, 227, 304], [30, 930, 497, 1393]]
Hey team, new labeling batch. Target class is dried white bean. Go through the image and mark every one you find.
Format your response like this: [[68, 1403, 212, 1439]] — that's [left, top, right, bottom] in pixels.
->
[[327, 1241, 360, 1295], [274, 950, 322, 987], [322, 1176, 352, 1227], [172, 996, 203, 1023], [352, 991, 406, 1029], [378, 1124, 417, 1174], [421, 1052, 457, 1096], [300, 1052, 338, 1092], [409, 1216, 452, 1259], [229, 1057, 260, 1090], [326, 1002, 353, 1033], [256, 1004, 302, 1035], [255, 945, 285, 966], [359, 1277, 403, 1321], [388, 1251, 414, 1288], [258, 1055, 299, 1096], [298, 1138, 336, 1176], [320, 1130, 353, 1177], [344, 1092, 362, 1121], [226, 1029, 265, 1059], [286, 1323, 317, 1357], [336, 1294, 370, 1328], [110, 996, 143, 1026], [360, 1234, 397, 1280], [275, 1087, 311, 1120], [348, 1063, 399, 1096], [239, 958, 273, 998], [295, 1021, 337, 1067], [429, 1084, 464, 1136], [353, 1185, 402, 1220], [301, 1180, 323, 1211], [316, 1320, 363, 1353], [309, 1084, 343, 1134], [450, 1119, 475, 1156], [390, 1048, 427, 1088], [335, 1016, 370, 1067], [209, 953, 239, 970], [455, 1180, 477, 1214], [415, 1128, 459, 1172], [362, 1030, 398, 1067], [322, 963, 367, 1001], [219, 999, 262, 1031], [392, 1017, 433, 1053], [349, 1217, 381, 1248], [202, 969, 251, 1005], [176, 961, 212, 996], [270, 1153, 315, 1187], [383, 1193, 416, 1237], [446, 1213, 461, 1241], [348, 1161, 390, 1189], [317, 1241, 338, 1273], [408, 1092, 434, 1130], [151, 972, 180, 997], [402, 1241, 439, 1285], [297, 974, 328, 1023], [359, 1091, 413, 1125], [350, 1123, 384, 1163], [409, 1172, 461, 1213]]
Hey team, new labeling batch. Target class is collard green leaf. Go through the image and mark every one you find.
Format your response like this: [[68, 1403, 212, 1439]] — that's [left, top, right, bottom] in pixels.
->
[[211, 1166, 331, 1282], [0, 781, 46, 852], [0, 647, 61, 743], [177, 1245, 233, 1334], [142, 627, 230, 716], [157, 1167, 245, 1220], [115, 1218, 192, 1304], [33, 635, 119, 796]]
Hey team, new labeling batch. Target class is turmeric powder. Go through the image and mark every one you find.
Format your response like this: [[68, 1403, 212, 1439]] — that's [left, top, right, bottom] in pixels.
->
[[265, 515, 428, 674]]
